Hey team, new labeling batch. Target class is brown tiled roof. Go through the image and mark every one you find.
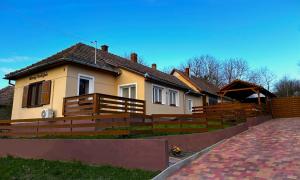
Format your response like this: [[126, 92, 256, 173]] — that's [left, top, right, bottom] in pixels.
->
[[4, 43, 120, 80], [0, 86, 14, 106], [172, 69, 220, 96], [5, 43, 192, 91]]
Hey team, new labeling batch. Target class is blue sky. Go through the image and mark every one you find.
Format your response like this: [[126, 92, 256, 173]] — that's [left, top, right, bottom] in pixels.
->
[[0, 0, 300, 88]]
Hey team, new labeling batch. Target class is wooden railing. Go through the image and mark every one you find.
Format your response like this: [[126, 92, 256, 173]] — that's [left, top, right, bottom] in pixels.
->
[[0, 113, 241, 138], [192, 103, 264, 117], [0, 114, 131, 137], [63, 93, 146, 116]]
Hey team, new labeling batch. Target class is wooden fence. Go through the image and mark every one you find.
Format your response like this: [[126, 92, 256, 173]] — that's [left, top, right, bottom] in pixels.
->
[[63, 93, 146, 116], [193, 103, 264, 117], [0, 103, 262, 138], [271, 97, 300, 118]]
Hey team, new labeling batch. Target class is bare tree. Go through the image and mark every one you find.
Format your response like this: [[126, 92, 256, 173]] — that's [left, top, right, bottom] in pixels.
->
[[274, 76, 300, 97], [222, 58, 249, 84], [259, 67, 276, 90], [247, 67, 276, 90], [181, 55, 223, 87]]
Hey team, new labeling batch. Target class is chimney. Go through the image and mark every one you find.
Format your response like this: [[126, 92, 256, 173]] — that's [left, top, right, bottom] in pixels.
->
[[185, 67, 190, 77], [152, 63, 157, 70], [130, 53, 138, 63], [101, 45, 109, 52]]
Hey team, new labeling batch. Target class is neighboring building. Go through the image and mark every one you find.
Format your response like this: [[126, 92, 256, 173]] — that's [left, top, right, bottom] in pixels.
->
[[219, 79, 276, 104], [0, 86, 14, 120], [171, 68, 221, 106], [4, 43, 203, 119]]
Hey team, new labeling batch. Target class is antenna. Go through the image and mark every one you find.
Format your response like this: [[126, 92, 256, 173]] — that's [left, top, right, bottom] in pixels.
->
[[91, 40, 97, 64]]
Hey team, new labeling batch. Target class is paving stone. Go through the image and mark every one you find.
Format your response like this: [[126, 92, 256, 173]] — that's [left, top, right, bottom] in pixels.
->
[[168, 118, 300, 179]]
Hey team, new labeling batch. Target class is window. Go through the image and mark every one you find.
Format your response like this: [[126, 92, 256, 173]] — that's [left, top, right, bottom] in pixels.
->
[[78, 75, 94, 95], [22, 80, 52, 108], [187, 99, 193, 112], [169, 90, 178, 106], [120, 85, 136, 99], [153, 86, 163, 104], [28, 82, 43, 107]]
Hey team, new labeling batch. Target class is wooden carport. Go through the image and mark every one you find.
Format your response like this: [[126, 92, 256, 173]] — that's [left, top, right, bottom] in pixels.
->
[[219, 80, 276, 105]]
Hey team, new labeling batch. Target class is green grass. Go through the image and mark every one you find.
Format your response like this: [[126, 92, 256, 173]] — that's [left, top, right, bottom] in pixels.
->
[[0, 156, 158, 180]]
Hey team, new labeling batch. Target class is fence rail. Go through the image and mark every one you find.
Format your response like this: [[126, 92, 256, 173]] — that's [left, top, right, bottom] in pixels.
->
[[192, 103, 264, 117], [272, 97, 300, 118], [0, 113, 256, 138], [63, 93, 146, 116]]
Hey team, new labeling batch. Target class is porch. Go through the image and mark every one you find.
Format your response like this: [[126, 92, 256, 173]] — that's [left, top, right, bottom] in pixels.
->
[[63, 93, 146, 116]]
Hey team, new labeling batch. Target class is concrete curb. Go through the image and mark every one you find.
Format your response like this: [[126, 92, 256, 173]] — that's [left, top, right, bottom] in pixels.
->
[[152, 140, 225, 180]]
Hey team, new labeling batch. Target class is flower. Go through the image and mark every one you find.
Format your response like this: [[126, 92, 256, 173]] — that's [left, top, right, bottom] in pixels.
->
[[171, 145, 182, 156]]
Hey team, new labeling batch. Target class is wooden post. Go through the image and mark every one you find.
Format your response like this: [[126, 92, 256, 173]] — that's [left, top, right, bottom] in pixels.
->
[[36, 119, 40, 137], [151, 115, 154, 135], [257, 91, 261, 105], [125, 100, 128, 113], [93, 93, 99, 115], [70, 119, 73, 135], [62, 98, 66, 116]]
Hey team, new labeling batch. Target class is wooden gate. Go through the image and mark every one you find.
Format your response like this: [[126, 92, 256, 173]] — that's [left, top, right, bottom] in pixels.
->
[[271, 97, 300, 118]]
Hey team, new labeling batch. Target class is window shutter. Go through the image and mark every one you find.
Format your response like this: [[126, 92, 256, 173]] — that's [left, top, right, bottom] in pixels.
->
[[41, 80, 51, 105], [22, 85, 29, 108]]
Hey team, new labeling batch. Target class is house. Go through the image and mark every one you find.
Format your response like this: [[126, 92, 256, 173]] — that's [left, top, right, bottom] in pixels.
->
[[0, 86, 14, 120], [171, 68, 221, 106], [4, 43, 203, 119]]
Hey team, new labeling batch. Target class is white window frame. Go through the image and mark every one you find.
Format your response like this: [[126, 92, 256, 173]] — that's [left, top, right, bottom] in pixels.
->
[[152, 84, 166, 104], [77, 74, 95, 95], [168, 88, 179, 107], [187, 99, 193, 112], [118, 83, 137, 99]]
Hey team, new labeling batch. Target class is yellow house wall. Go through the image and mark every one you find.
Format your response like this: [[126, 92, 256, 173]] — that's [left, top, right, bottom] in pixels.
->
[[172, 71, 199, 92], [115, 69, 145, 100], [65, 65, 116, 97], [11, 66, 68, 119]]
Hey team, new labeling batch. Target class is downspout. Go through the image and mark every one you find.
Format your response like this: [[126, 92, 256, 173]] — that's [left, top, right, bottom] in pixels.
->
[[8, 79, 15, 86]]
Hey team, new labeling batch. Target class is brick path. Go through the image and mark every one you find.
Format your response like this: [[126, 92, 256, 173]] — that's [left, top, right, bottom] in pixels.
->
[[168, 118, 300, 180]]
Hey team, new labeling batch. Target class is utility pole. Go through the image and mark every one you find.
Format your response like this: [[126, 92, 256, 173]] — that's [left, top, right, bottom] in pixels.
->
[[91, 41, 97, 64]]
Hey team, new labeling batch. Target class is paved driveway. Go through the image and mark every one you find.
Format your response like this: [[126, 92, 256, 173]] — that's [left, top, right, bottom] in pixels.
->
[[168, 118, 300, 180]]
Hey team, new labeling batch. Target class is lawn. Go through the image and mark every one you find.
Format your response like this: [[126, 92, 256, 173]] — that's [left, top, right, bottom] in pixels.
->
[[0, 156, 158, 180]]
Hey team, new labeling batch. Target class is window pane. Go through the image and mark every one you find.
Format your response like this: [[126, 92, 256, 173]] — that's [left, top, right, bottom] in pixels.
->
[[159, 89, 162, 103], [169, 90, 177, 105], [130, 86, 136, 99], [122, 87, 129, 98], [79, 79, 90, 95], [30, 85, 37, 106], [37, 83, 42, 105]]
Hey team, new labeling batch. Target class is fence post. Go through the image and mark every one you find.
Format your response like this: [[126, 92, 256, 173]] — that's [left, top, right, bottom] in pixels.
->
[[151, 116, 154, 135], [125, 100, 128, 113], [93, 93, 99, 115], [70, 119, 73, 136], [36, 118, 40, 137], [179, 118, 182, 134]]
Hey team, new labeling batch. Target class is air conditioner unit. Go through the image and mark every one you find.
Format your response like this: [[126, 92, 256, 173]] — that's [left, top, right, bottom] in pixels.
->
[[41, 109, 54, 118]]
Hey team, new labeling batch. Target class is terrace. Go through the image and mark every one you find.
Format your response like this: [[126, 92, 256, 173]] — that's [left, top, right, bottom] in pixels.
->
[[63, 93, 146, 116]]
